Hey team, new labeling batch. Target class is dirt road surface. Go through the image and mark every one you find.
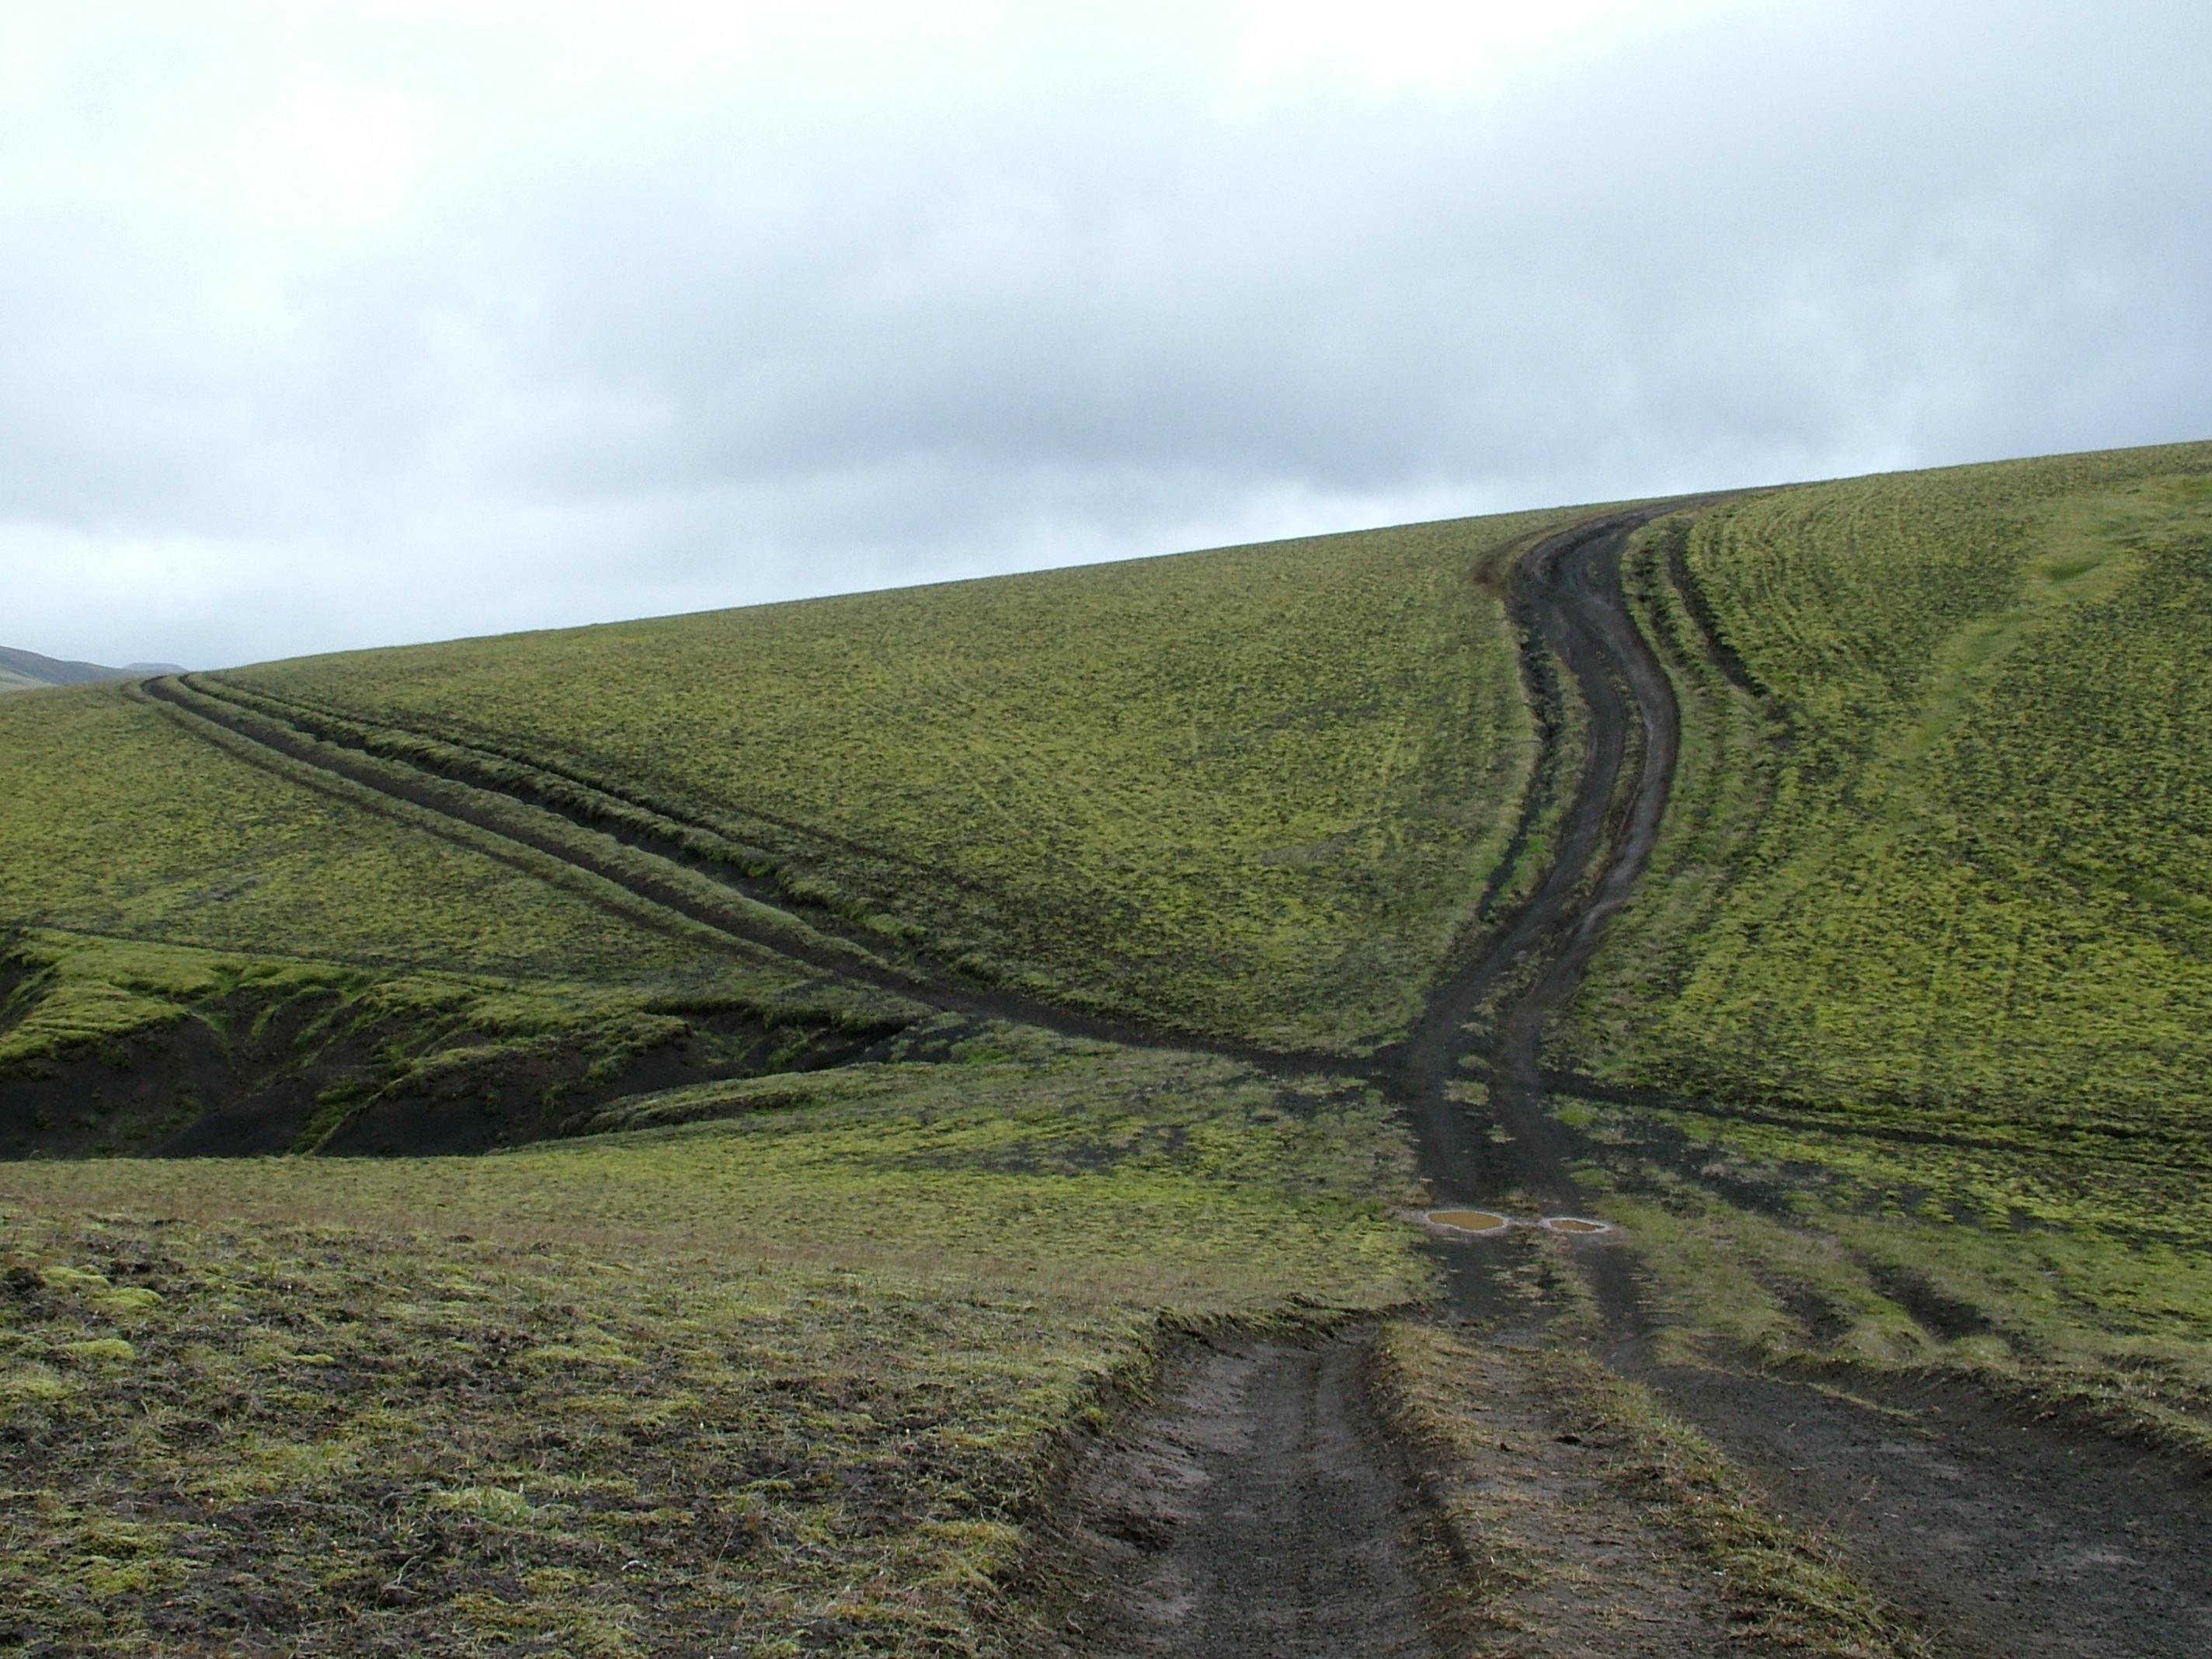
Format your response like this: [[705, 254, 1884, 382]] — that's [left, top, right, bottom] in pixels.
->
[[1652, 1364, 2212, 1658], [1051, 1335, 1438, 1659]]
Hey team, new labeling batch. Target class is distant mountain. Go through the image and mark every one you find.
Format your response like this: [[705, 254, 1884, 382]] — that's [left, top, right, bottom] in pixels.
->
[[0, 645, 185, 693]]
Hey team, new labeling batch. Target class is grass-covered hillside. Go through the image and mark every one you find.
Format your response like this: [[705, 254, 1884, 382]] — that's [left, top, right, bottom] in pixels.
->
[[216, 511, 1577, 1051], [1570, 440, 2212, 1146], [1546, 440, 2212, 1434], [11, 442, 2212, 1654], [2, 510, 1534, 1647]]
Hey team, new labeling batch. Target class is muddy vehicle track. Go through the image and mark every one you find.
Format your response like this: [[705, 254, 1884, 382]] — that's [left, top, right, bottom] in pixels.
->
[[134, 675, 1358, 1081], [1046, 1334, 1438, 1659], [1401, 506, 2212, 1657]]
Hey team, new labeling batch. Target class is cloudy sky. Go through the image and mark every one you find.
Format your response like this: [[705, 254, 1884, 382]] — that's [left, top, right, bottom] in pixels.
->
[[4, 1, 2208, 668]]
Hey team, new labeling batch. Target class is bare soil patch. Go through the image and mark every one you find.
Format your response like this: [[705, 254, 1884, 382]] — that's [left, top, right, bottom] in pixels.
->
[[1647, 1363, 2212, 1658], [1045, 1331, 1438, 1658]]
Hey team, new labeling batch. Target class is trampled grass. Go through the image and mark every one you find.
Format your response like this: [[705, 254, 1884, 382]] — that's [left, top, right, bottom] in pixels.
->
[[220, 511, 1579, 1050], [0, 1031, 1425, 1654]]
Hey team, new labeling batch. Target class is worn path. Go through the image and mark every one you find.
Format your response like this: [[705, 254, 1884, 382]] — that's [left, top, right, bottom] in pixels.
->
[[1052, 1336, 1437, 1659], [1405, 507, 2212, 1657]]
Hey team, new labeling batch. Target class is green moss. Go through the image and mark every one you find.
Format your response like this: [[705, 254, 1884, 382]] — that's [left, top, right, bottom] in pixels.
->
[[1572, 441, 2212, 1138], [0, 683, 739, 988], [0, 1031, 1424, 1654], [224, 510, 1580, 1050]]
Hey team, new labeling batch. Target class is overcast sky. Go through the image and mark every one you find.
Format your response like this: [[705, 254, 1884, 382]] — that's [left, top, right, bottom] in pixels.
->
[[4, 1, 2208, 669]]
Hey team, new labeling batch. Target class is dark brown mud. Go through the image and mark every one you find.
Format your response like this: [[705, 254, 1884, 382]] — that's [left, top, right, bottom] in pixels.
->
[[1395, 506, 1686, 1219], [1652, 1365, 2212, 1657], [1391, 506, 1685, 1338], [1044, 1334, 1438, 1659]]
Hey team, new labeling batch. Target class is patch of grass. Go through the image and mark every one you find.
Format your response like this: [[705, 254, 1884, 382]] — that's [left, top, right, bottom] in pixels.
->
[[221, 510, 1582, 1050], [0, 1034, 1427, 1654], [0, 683, 743, 991], [1370, 1322, 1918, 1656]]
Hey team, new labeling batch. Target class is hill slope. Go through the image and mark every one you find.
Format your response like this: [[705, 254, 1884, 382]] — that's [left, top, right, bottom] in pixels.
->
[[210, 510, 1581, 1050], [6, 445, 2212, 1656], [0, 646, 183, 693], [1565, 440, 2212, 1149]]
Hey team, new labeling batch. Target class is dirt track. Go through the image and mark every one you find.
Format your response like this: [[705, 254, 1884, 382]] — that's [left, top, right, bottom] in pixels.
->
[[133, 674, 1351, 1080], [1048, 1335, 1437, 1659], [1399, 508, 2212, 1657], [1656, 1365, 2212, 1658]]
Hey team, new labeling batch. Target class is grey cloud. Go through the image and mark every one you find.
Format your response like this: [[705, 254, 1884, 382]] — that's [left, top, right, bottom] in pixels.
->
[[2, 0, 2208, 667]]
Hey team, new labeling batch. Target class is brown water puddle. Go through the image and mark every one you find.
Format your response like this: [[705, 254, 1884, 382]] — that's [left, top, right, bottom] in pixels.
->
[[1425, 1209, 1510, 1234], [1541, 1216, 1612, 1235]]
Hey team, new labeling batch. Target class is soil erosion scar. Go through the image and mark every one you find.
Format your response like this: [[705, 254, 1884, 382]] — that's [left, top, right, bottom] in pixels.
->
[[1064, 510, 1690, 1657]]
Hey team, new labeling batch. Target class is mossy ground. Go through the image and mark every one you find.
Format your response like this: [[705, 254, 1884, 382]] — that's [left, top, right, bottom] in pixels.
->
[[11, 444, 2212, 1646], [0, 1029, 1427, 1654], [1551, 1092, 2212, 1456], [1547, 441, 2212, 1454], [221, 510, 1579, 1051]]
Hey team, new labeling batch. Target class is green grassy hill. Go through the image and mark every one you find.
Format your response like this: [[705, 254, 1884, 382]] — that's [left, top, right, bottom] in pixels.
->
[[214, 511, 1576, 1051], [9, 444, 2212, 1654], [1567, 441, 2212, 1143], [1546, 440, 2212, 1427]]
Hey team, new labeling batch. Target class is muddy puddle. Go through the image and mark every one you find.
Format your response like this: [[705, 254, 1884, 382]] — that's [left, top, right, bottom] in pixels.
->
[[1420, 1209, 1616, 1237], [1424, 1208, 1509, 1234]]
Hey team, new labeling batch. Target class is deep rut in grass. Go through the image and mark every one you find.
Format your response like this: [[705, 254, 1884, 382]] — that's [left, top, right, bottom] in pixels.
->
[[1046, 1334, 1437, 1659], [133, 674, 1355, 1081]]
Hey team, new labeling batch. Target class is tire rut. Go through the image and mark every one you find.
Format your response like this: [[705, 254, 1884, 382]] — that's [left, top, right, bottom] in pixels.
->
[[1052, 1334, 1438, 1659], [136, 673, 1351, 1078]]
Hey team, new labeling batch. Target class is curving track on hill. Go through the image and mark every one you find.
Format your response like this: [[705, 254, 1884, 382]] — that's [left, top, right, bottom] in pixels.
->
[[1396, 505, 1682, 1219], [1392, 503, 2212, 1659]]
